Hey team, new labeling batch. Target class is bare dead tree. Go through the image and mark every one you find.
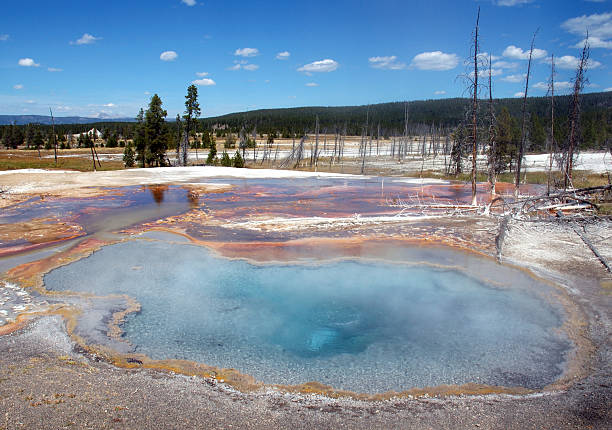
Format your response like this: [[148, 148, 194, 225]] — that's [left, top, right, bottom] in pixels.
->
[[361, 107, 369, 174], [470, 7, 480, 206], [565, 34, 590, 189], [313, 115, 320, 170], [515, 30, 538, 197], [486, 55, 497, 194], [548, 54, 556, 195]]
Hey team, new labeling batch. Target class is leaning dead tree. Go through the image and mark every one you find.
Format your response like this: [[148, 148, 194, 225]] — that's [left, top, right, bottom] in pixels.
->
[[515, 30, 538, 197], [564, 34, 590, 189]]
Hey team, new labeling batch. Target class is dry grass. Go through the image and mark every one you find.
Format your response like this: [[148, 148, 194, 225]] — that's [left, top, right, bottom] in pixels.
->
[[0, 150, 124, 172]]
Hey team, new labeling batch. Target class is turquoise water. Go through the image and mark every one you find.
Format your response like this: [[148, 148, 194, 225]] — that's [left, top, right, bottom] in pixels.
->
[[43, 239, 569, 393]]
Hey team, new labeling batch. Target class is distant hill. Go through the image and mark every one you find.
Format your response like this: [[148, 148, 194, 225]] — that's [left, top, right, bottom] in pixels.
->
[[201, 91, 612, 135], [0, 115, 135, 126]]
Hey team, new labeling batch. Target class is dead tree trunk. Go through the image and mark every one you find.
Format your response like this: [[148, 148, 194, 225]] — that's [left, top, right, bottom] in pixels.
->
[[548, 54, 556, 195], [515, 30, 538, 197], [487, 55, 497, 195], [314, 116, 320, 170], [565, 35, 590, 189], [470, 7, 480, 206]]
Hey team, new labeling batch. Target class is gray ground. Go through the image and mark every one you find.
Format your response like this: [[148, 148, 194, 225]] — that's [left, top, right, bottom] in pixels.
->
[[0, 221, 611, 430], [0, 316, 610, 430]]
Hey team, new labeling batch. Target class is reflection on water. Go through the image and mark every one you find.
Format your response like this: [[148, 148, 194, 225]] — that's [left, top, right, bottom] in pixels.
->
[[44, 239, 569, 393], [147, 185, 167, 205]]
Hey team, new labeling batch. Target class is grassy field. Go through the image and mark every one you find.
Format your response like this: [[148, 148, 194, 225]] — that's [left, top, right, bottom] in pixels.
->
[[0, 149, 125, 172]]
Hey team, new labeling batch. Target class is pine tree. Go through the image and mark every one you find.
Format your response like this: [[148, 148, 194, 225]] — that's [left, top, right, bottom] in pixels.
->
[[180, 84, 200, 166], [144, 94, 168, 166], [134, 108, 147, 167], [206, 140, 217, 164], [123, 143, 135, 167], [233, 150, 244, 168], [220, 151, 232, 166], [32, 128, 44, 152]]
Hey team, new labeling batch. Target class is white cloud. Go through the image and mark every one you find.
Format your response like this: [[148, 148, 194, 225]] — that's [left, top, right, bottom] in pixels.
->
[[305, 82, 319, 87], [71, 33, 101, 45], [368, 55, 406, 70], [574, 36, 612, 49], [495, 0, 533, 6], [103, 103, 115, 107], [410, 51, 459, 71], [563, 13, 612, 49], [47, 67, 63, 72], [514, 91, 525, 97], [13, 84, 23, 90], [25, 100, 35, 104], [533, 81, 573, 91], [479, 68, 503, 77], [160, 51, 178, 61], [501, 73, 526, 83], [229, 61, 258, 71], [0, 34, 8, 41], [192, 78, 216, 86], [276, 51, 290, 60], [434, 90, 446, 95], [477, 52, 501, 62], [18, 58, 39, 67], [298, 59, 339, 73], [492, 60, 518, 69], [545, 55, 601, 69], [503, 45, 547, 60], [605, 87, 612, 91], [196, 72, 209, 77], [181, 0, 196, 5], [562, 12, 612, 39], [234, 48, 259, 57]]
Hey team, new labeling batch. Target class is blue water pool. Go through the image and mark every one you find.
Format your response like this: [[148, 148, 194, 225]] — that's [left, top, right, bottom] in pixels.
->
[[43, 239, 569, 393]]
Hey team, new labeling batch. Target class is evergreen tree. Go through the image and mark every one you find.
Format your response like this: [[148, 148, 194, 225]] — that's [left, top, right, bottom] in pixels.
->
[[144, 94, 169, 166], [206, 140, 217, 164], [106, 133, 119, 148], [1, 126, 12, 149], [529, 115, 546, 152], [233, 150, 244, 168], [179, 84, 200, 166], [24, 125, 34, 148], [220, 151, 232, 166], [202, 130, 212, 148], [134, 108, 147, 167], [495, 107, 518, 173], [32, 128, 44, 151], [44, 130, 54, 150], [123, 143, 135, 167]]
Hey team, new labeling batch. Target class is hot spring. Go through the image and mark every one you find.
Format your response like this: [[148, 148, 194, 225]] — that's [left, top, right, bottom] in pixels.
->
[[43, 238, 570, 394]]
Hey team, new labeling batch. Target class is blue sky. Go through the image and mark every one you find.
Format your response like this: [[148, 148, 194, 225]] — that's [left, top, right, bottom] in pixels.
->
[[1, 0, 610, 118]]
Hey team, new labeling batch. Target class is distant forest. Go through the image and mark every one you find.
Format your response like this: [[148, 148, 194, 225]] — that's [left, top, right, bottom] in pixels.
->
[[2, 91, 611, 152]]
